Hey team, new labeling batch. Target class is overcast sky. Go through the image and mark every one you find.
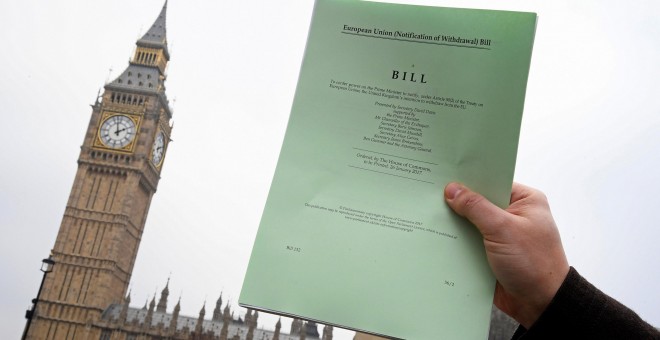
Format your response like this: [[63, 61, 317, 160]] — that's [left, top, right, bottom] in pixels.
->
[[1, 0, 658, 338]]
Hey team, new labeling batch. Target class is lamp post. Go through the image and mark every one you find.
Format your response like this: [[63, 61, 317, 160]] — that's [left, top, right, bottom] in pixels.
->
[[21, 256, 55, 340]]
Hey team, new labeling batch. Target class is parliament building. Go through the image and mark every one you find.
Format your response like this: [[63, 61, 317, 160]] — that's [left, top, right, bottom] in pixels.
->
[[22, 2, 333, 339]]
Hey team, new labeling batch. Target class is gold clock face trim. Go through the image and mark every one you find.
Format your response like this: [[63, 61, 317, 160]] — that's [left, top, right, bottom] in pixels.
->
[[151, 131, 165, 167], [94, 112, 141, 153]]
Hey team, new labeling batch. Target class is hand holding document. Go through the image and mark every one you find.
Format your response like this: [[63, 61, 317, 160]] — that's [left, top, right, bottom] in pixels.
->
[[240, 1, 537, 338]]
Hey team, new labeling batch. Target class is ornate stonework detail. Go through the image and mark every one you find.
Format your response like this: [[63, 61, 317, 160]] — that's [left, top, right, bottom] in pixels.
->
[[26, 2, 173, 339]]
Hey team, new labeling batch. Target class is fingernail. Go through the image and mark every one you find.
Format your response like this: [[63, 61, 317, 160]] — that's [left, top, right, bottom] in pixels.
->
[[445, 182, 463, 200]]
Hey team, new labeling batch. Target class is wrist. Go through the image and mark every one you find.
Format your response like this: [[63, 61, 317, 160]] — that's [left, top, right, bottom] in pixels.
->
[[514, 264, 570, 328]]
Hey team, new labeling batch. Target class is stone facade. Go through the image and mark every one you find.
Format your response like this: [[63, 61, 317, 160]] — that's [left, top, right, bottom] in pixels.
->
[[26, 3, 174, 339], [92, 282, 330, 340]]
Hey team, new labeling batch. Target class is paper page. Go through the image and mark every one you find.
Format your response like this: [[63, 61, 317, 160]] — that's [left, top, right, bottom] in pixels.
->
[[240, 1, 536, 338]]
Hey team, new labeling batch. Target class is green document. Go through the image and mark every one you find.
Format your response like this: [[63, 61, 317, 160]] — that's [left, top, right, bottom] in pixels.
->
[[240, 0, 536, 338]]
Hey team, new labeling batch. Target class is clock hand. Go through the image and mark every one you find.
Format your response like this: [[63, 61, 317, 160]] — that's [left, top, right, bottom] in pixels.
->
[[115, 127, 128, 136]]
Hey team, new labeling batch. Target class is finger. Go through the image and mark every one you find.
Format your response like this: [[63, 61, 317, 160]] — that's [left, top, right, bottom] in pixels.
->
[[510, 182, 533, 204], [509, 182, 550, 212], [445, 182, 511, 237]]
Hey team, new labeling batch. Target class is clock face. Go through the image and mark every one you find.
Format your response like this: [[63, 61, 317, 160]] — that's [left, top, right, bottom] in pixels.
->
[[151, 131, 165, 166], [99, 115, 136, 148]]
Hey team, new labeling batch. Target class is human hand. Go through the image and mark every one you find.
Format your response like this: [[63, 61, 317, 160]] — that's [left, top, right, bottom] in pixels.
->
[[444, 182, 570, 328]]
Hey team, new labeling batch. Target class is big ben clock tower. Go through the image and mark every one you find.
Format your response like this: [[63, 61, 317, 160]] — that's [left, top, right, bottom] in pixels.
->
[[27, 2, 174, 339]]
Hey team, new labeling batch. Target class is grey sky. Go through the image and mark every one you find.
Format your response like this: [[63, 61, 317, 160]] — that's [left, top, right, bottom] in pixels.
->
[[1, 0, 658, 338]]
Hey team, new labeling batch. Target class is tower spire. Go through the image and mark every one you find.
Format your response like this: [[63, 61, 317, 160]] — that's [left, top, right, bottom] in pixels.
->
[[195, 301, 206, 334], [144, 294, 156, 329], [273, 318, 281, 340], [157, 276, 170, 313], [107, 0, 172, 119], [169, 296, 181, 334], [138, 0, 169, 55], [119, 291, 131, 323], [212, 292, 223, 321]]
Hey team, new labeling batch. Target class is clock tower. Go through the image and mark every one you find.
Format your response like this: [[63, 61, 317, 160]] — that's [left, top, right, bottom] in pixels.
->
[[27, 2, 174, 338]]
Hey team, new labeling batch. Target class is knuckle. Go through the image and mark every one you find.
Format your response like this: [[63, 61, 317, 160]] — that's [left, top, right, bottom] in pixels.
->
[[532, 190, 551, 208], [534, 189, 548, 201], [462, 193, 485, 212]]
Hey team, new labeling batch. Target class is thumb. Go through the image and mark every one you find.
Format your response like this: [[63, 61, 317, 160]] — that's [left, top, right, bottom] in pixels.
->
[[444, 182, 510, 237]]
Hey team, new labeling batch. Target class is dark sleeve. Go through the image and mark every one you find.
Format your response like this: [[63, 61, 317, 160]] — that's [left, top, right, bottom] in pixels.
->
[[511, 267, 660, 339]]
